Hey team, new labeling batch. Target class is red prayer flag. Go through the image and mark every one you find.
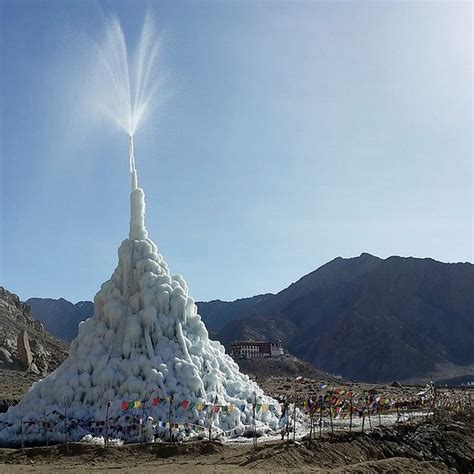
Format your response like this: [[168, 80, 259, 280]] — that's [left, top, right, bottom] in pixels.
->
[[181, 400, 190, 409], [121, 401, 128, 410], [152, 398, 160, 406]]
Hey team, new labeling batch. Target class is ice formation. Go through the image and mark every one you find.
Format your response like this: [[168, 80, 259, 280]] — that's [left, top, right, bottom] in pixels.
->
[[0, 162, 280, 444], [0, 13, 282, 446]]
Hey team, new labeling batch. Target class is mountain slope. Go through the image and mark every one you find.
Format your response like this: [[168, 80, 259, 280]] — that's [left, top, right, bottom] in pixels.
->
[[206, 254, 474, 382], [282, 255, 474, 381], [196, 294, 274, 332], [26, 298, 93, 341]]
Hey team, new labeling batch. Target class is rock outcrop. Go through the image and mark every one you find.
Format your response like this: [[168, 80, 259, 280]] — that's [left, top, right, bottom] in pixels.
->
[[16, 330, 33, 371], [0, 287, 68, 375]]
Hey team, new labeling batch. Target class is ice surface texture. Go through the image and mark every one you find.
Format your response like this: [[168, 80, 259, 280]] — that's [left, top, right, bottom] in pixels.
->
[[0, 187, 279, 443]]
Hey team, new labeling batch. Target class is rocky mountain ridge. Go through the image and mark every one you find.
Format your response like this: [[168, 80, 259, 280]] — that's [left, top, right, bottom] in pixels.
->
[[210, 254, 474, 383], [26, 297, 93, 342]]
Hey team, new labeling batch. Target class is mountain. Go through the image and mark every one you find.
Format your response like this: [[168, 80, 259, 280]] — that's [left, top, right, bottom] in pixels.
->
[[0, 287, 68, 375], [25, 254, 474, 383], [196, 294, 273, 332], [26, 298, 93, 342], [202, 254, 474, 383], [25, 295, 275, 341]]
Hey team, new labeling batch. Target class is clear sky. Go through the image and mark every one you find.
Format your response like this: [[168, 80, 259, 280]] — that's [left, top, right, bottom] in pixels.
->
[[0, 0, 472, 304]]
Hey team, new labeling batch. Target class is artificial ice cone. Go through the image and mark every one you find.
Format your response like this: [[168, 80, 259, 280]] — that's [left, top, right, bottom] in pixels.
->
[[0, 177, 280, 444]]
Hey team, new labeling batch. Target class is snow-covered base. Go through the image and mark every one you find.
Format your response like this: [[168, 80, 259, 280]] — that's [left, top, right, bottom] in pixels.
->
[[228, 410, 429, 445], [0, 189, 280, 445]]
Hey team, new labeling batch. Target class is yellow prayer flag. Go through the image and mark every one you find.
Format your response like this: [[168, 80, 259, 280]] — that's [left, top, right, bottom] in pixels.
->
[[197, 403, 203, 411], [134, 400, 141, 408]]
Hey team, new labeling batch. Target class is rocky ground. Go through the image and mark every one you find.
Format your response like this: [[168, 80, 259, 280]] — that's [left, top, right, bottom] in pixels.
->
[[0, 409, 472, 472], [239, 358, 434, 403]]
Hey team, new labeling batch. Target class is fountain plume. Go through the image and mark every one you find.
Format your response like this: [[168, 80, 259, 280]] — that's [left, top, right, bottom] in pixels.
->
[[94, 12, 162, 182]]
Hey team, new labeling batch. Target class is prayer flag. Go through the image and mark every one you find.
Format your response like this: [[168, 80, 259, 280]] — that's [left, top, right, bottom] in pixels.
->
[[152, 398, 160, 406], [197, 403, 203, 411], [181, 400, 190, 409], [121, 401, 128, 410], [128, 402, 134, 409], [134, 400, 141, 409]]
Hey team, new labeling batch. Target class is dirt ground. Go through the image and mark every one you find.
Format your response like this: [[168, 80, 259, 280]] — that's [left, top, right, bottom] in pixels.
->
[[0, 409, 472, 473], [0, 369, 39, 400], [1, 367, 473, 472]]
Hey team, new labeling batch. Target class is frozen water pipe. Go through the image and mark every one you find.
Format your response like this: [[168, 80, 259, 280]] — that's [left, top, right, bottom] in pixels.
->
[[128, 135, 148, 240], [129, 134, 138, 191]]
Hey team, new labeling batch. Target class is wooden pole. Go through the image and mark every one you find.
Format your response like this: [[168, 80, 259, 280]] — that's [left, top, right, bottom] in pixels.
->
[[43, 412, 49, 447], [253, 392, 257, 449], [286, 401, 290, 442], [209, 395, 217, 442], [104, 401, 111, 448], [64, 398, 69, 452], [329, 405, 334, 434], [20, 415, 24, 452], [319, 399, 323, 438], [140, 394, 147, 444], [292, 388, 297, 442], [168, 394, 173, 443], [366, 398, 372, 431], [208, 410, 212, 442], [349, 393, 353, 434], [361, 403, 365, 433]]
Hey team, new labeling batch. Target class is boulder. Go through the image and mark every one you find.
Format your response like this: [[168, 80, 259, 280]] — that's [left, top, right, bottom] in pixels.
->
[[0, 348, 12, 365], [32, 320, 44, 331], [29, 362, 40, 375], [17, 330, 33, 370]]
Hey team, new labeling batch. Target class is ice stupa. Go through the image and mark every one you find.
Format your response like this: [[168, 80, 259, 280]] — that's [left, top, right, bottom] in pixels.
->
[[0, 137, 281, 445]]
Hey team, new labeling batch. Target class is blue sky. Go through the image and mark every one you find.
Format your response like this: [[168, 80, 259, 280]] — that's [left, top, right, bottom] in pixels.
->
[[0, 0, 472, 304]]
